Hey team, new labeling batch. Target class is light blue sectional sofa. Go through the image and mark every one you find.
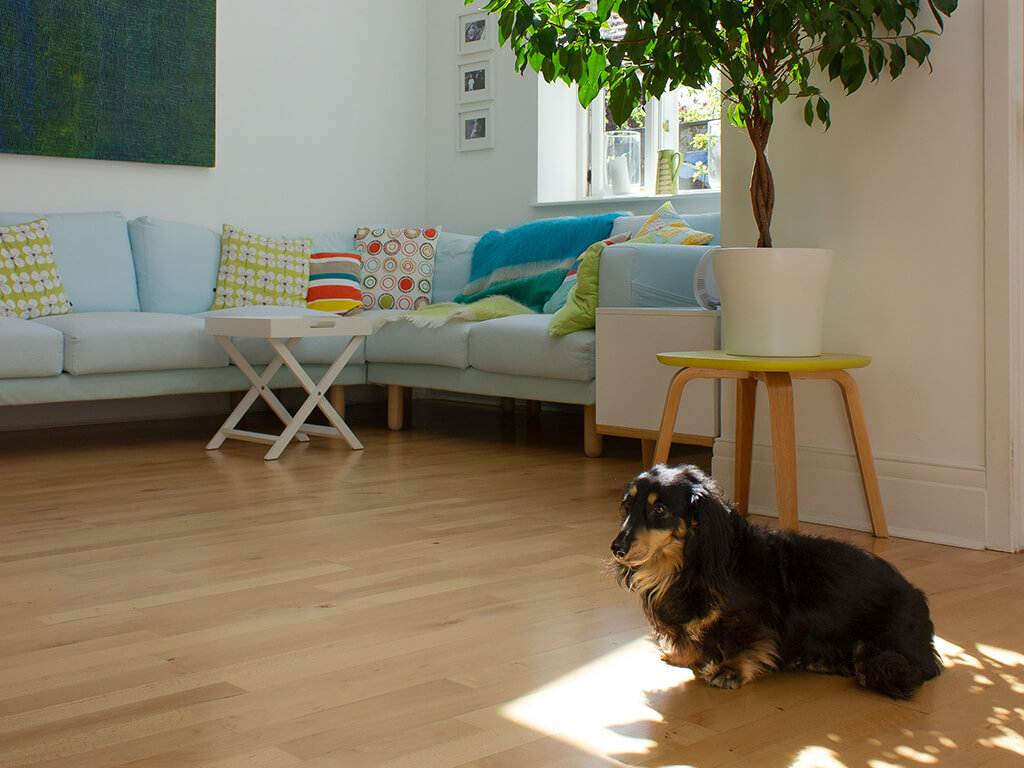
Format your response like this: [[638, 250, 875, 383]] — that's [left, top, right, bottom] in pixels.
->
[[0, 210, 720, 454]]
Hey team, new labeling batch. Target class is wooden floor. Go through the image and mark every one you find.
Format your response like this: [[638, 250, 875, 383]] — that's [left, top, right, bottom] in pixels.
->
[[1, 400, 1022, 768]]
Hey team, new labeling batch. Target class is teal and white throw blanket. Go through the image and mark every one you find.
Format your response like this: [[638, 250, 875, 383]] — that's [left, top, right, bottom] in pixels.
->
[[454, 212, 625, 311]]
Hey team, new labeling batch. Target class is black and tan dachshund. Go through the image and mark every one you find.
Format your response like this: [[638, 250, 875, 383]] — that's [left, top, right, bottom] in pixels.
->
[[609, 464, 941, 699]]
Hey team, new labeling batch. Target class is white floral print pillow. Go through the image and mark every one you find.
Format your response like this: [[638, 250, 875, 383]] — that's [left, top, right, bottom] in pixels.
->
[[210, 224, 312, 309], [0, 218, 72, 319]]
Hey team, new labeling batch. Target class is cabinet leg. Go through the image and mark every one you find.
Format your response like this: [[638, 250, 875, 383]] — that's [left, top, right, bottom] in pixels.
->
[[583, 404, 602, 457], [641, 439, 656, 468]]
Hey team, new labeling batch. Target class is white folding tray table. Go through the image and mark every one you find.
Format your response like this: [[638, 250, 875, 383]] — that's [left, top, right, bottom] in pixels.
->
[[204, 314, 375, 460]]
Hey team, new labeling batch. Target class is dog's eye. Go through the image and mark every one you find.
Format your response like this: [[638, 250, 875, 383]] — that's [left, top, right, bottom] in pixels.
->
[[649, 503, 668, 518]]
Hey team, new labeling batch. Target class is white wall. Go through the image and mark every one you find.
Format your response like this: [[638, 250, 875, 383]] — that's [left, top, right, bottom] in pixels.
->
[[0, 0, 429, 235], [715, 4, 989, 548], [424, 0, 720, 234]]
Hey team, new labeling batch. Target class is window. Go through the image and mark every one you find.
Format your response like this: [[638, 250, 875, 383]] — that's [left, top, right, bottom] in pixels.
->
[[580, 74, 722, 199]]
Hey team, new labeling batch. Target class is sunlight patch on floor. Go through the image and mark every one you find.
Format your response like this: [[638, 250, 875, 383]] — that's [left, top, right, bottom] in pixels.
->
[[499, 635, 694, 765]]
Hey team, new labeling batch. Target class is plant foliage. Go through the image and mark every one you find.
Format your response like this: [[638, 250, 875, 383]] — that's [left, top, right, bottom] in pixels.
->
[[473, 0, 957, 246]]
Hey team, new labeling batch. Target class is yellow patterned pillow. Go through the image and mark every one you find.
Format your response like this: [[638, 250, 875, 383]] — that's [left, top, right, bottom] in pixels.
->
[[211, 225, 312, 309], [632, 201, 715, 245], [0, 218, 72, 319]]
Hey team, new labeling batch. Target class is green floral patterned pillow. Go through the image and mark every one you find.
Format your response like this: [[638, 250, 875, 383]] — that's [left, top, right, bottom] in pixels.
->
[[0, 218, 72, 319], [211, 225, 312, 309]]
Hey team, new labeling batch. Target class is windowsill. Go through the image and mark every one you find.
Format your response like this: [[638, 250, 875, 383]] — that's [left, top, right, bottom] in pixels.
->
[[531, 188, 719, 208]]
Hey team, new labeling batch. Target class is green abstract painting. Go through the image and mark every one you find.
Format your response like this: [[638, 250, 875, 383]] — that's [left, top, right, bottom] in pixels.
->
[[0, 1, 216, 167]]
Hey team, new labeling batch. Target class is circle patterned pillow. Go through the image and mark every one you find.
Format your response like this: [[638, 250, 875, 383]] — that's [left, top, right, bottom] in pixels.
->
[[354, 227, 440, 310]]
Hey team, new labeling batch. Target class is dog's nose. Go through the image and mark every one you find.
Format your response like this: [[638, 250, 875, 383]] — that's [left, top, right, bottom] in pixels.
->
[[611, 541, 629, 559]]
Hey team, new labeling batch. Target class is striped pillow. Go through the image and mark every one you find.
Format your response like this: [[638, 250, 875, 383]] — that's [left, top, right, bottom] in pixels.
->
[[306, 252, 363, 314]]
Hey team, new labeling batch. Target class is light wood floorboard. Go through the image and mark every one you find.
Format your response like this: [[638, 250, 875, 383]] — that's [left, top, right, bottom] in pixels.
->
[[0, 401, 1021, 767]]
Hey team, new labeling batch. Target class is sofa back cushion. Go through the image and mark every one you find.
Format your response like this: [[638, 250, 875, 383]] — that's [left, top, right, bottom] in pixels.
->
[[0, 211, 140, 312], [128, 216, 222, 314], [433, 232, 478, 303]]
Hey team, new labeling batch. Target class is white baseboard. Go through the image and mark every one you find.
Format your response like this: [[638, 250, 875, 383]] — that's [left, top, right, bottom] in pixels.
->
[[711, 440, 987, 550]]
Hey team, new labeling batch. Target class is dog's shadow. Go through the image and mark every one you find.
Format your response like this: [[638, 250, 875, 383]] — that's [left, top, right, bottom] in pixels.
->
[[600, 635, 1024, 768]]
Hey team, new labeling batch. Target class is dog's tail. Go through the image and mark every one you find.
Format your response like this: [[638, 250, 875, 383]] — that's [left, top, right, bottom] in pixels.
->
[[855, 647, 933, 699]]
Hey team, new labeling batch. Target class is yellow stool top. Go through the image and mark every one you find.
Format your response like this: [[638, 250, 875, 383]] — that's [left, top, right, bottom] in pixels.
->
[[656, 350, 871, 372]]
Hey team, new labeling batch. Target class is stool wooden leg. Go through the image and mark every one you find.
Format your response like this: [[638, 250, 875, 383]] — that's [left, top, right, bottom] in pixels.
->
[[831, 370, 889, 538], [653, 368, 705, 465], [734, 376, 757, 516], [764, 372, 798, 531]]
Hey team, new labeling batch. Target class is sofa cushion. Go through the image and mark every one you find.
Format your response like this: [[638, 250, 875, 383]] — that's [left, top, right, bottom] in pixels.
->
[[128, 216, 221, 314], [0, 211, 140, 312], [433, 232, 478, 303], [364, 311, 472, 369], [35, 312, 228, 375], [0, 317, 64, 378], [0, 218, 72, 320], [197, 306, 366, 366], [469, 314, 595, 381], [211, 225, 311, 310], [632, 202, 715, 245]]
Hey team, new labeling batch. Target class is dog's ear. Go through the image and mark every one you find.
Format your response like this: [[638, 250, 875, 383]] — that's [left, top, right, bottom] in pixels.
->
[[681, 484, 735, 595]]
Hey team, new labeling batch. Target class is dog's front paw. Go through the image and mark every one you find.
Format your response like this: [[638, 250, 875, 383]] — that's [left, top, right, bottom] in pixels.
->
[[704, 668, 745, 690]]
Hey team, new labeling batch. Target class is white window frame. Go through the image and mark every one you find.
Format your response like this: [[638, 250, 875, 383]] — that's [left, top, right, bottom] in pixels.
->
[[576, 86, 717, 199]]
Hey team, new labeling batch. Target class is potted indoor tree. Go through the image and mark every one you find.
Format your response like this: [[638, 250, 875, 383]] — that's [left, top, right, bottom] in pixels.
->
[[471, 0, 957, 355]]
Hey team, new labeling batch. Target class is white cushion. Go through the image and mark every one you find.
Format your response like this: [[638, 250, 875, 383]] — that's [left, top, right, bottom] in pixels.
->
[[469, 314, 595, 381], [0, 317, 64, 378], [36, 312, 228, 375]]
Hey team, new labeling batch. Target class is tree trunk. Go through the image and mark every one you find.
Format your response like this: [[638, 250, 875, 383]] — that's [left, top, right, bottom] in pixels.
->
[[746, 112, 775, 248]]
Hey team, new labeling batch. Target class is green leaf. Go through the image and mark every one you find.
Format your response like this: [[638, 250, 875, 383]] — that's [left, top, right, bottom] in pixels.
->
[[868, 41, 884, 80], [906, 36, 930, 65], [888, 42, 906, 78], [816, 97, 831, 129], [804, 99, 814, 127], [839, 45, 867, 92]]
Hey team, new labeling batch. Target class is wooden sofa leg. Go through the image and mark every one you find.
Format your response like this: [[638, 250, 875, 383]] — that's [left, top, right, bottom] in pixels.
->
[[328, 385, 345, 419], [501, 397, 516, 414], [583, 403, 602, 457], [387, 385, 405, 430]]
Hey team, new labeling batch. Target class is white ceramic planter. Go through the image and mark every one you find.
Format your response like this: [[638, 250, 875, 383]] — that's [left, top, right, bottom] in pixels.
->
[[711, 247, 834, 357]]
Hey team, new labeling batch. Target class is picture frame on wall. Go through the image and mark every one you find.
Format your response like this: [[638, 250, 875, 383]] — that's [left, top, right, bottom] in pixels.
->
[[458, 10, 494, 55], [457, 105, 494, 152], [458, 57, 492, 104]]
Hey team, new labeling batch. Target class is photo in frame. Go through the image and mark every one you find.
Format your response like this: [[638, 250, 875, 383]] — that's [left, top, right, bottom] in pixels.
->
[[457, 105, 494, 152], [458, 11, 494, 55], [458, 57, 492, 103]]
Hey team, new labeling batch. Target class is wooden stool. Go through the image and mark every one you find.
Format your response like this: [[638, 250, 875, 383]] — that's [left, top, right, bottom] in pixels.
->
[[653, 351, 888, 537]]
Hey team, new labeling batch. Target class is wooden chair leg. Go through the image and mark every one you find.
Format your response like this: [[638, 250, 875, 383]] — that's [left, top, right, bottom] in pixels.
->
[[641, 439, 656, 469], [583, 403, 602, 457], [831, 370, 889, 538], [387, 385, 405, 431], [764, 372, 798, 531], [328, 385, 345, 420], [734, 377, 757, 516]]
